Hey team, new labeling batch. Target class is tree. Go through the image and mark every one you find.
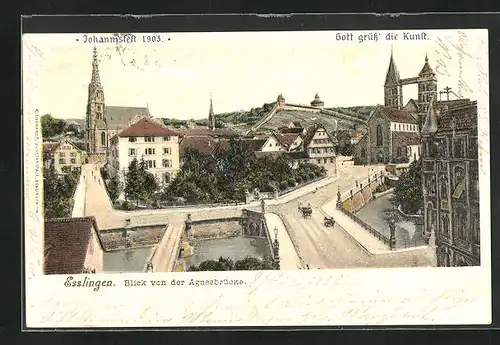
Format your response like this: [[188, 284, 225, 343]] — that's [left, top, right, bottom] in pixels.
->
[[43, 165, 79, 218], [188, 256, 274, 271], [235, 256, 273, 270], [394, 159, 423, 214], [41, 114, 67, 138], [107, 175, 121, 202], [124, 158, 142, 203]]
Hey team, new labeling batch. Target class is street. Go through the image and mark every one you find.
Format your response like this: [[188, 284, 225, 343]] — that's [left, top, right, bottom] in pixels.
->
[[269, 163, 432, 269], [82, 160, 431, 269]]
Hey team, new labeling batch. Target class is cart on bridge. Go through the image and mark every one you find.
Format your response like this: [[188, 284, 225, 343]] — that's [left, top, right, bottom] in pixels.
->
[[298, 203, 313, 218], [323, 216, 335, 227]]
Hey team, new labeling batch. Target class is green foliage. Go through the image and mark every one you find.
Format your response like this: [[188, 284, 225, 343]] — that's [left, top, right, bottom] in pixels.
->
[[106, 176, 121, 202], [124, 158, 159, 205], [394, 159, 423, 214], [43, 165, 80, 218], [41, 114, 83, 139], [337, 143, 355, 156], [188, 256, 274, 271], [279, 181, 289, 190], [120, 200, 135, 210], [374, 183, 391, 194], [101, 165, 122, 203], [166, 149, 326, 204], [41, 114, 66, 138], [124, 158, 141, 202], [100, 166, 109, 180], [215, 102, 275, 126]]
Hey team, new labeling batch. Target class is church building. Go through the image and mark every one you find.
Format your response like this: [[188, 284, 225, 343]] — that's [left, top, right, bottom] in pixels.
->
[[85, 47, 151, 156], [420, 99, 480, 267], [354, 51, 443, 164]]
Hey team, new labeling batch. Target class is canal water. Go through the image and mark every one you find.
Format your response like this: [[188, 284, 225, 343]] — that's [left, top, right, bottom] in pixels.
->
[[355, 193, 425, 249], [103, 247, 154, 273], [184, 236, 271, 269]]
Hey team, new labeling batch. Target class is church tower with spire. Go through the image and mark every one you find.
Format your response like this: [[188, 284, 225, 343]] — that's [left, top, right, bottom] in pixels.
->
[[417, 55, 438, 128], [384, 49, 403, 109], [208, 94, 215, 130], [85, 46, 106, 154]]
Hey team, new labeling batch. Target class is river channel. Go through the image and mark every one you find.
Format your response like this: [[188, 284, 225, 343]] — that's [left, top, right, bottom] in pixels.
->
[[355, 192, 425, 248], [184, 235, 271, 269]]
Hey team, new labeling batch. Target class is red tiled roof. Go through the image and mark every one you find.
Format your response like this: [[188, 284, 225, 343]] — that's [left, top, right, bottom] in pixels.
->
[[179, 136, 218, 156], [392, 132, 421, 146], [117, 117, 179, 137], [43, 142, 59, 154], [176, 127, 239, 137], [437, 101, 478, 133], [275, 133, 301, 148], [418, 61, 435, 76], [214, 138, 267, 155], [381, 107, 417, 124], [44, 216, 103, 275]]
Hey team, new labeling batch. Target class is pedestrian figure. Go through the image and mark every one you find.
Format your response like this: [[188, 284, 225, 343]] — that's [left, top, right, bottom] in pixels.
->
[[306, 264, 310, 269]]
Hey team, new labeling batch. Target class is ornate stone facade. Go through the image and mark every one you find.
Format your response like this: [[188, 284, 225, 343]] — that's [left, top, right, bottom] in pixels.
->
[[420, 100, 480, 267]]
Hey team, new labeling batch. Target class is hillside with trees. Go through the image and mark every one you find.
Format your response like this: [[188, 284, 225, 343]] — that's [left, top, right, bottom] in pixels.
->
[[41, 114, 84, 139]]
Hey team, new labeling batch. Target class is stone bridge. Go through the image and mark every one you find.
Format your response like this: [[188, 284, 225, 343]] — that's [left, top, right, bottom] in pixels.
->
[[149, 208, 279, 272]]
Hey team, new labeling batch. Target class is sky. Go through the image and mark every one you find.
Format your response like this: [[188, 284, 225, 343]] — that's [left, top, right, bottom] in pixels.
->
[[22, 29, 488, 120]]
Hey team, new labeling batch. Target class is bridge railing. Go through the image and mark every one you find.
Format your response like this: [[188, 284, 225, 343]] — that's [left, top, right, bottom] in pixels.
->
[[337, 207, 391, 246], [340, 170, 385, 201]]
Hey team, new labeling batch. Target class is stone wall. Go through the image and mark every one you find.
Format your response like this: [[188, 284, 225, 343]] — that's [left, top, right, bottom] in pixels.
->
[[190, 219, 242, 241], [71, 171, 86, 217], [340, 172, 384, 213], [99, 224, 167, 251]]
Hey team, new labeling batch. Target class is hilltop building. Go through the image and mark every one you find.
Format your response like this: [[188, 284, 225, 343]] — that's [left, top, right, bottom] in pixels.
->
[[420, 99, 480, 267], [85, 46, 151, 156], [310, 93, 325, 108]]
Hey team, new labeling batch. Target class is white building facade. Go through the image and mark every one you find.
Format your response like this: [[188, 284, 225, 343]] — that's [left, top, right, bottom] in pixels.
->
[[108, 117, 181, 187]]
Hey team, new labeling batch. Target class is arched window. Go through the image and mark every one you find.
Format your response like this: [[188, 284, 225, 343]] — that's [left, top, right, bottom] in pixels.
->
[[453, 207, 467, 240], [440, 176, 448, 199], [442, 214, 449, 235], [442, 253, 450, 267], [101, 131, 106, 146], [453, 166, 465, 189], [376, 125, 383, 146], [361, 148, 366, 158], [397, 147, 402, 157], [164, 172, 171, 184], [426, 203, 434, 230]]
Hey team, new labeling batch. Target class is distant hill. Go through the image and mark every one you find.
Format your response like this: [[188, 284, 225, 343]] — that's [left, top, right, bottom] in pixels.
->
[[164, 101, 375, 135], [217, 102, 276, 126]]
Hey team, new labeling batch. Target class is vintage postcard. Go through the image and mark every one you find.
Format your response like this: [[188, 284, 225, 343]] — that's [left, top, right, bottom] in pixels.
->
[[23, 25, 491, 328]]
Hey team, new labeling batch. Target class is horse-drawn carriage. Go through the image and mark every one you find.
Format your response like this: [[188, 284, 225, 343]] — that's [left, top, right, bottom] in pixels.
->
[[323, 216, 335, 227], [298, 203, 312, 218]]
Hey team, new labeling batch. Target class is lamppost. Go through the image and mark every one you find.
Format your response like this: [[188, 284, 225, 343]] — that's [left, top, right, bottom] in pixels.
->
[[389, 207, 396, 250], [273, 226, 280, 270], [336, 185, 342, 209], [185, 214, 192, 241]]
